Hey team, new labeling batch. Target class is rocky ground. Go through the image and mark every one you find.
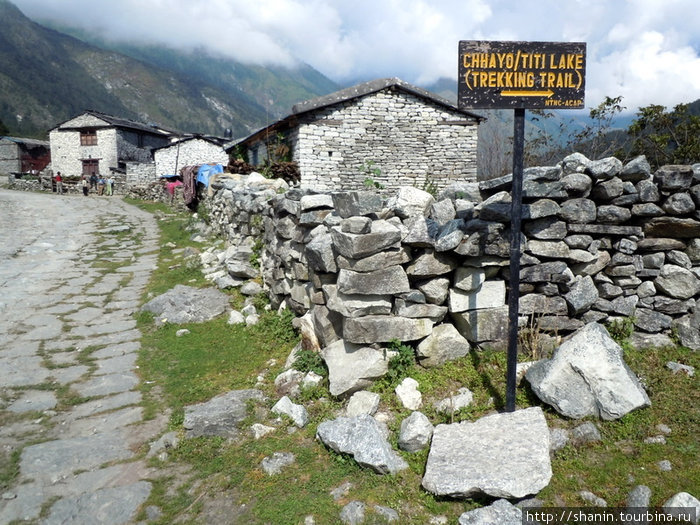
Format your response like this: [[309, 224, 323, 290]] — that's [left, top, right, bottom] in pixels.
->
[[0, 189, 165, 524]]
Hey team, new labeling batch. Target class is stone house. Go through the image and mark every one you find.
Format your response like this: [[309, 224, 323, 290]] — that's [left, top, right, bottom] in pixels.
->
[[0, 136, 51, 175], [232, 78, 484, 192], [48, 110, 172, 179], [153, 136, 230, 177]]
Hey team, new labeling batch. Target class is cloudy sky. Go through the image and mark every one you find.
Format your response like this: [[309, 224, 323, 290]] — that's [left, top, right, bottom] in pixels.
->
[[13, 0, 700, 114]]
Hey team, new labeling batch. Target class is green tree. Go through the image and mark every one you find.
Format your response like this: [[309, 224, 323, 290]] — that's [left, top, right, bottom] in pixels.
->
[[0, 118, 9, 136], [627, 103, 700, 169], [569, 95, 626, 159]]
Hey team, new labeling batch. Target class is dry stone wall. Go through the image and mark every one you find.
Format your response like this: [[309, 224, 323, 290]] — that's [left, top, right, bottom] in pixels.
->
[[206, 154, 700, 356]]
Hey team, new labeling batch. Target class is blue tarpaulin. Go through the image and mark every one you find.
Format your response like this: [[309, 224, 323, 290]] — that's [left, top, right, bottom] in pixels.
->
[[197, 164, 224, 187]]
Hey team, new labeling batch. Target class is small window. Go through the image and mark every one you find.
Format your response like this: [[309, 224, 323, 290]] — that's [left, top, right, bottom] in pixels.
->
[[82, 159, 99, 175], [80, 129, 97, 146]]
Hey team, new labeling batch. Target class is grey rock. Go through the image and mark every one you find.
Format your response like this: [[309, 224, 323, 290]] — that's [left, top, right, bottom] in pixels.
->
[[458, 499, 522, 525], [406, 250, 457, 277], [591, 177, 624, 200], [519, 294, 568, 316], [332, 191, 383, 218], [662, 493, 700, 524], [561, 152, 591, 174], [398, 411, 434, 452], [524, 217, 568, 240], [658, 460, 673, 471], [598, 205, 632, 224], [570, 422, 602, 445], [449, 281, 506, 312], [316, 414, 408, 474], [417, 277, 450, 305], [561, 173, 593, 196], [655, 265, 700, 299], [627, 485, 652, 508], [321, 340, 392, 397], [620, 155, 652, 182], [343, 315, 433, 344], [451, 306, 509, 344], [403, 216, 439, 246], [336, 247, 411, 272], [395, 377, 422, 410], [655, 164, 695, 191], [527, 240, 571, 258], [416, 323, 470, 367], [141, 285, 230, 324], [261, 452, 296, 475], [274, 369, 305, 397], [422, 407, 552, 498], [393, 299, 447, 322], [663, 193, 696, 215], [564, 275, 599, 315], [272, 395, 309, 427], [434, 388, 474, 414], [226, 259, 259, 279], [525, 323, 650, 420], [337, 266, 410, 295], [435, 219, 466, 251], [305, 232, 338, 273], [579, 490, 608, 507], [183, 389, 264, 438], [430, 199, 457, 225], [373, 505, 399, 523], [550, 428, 570, 452], [331, 220, 402, 259], [588, 157, 623, 180], [387, 186, 435, 218], [346, 391, 381, 417], [637, 178, 660, 202], [559, 198, 597, 223], [666, 361, 695, 376], [340, 501, 365, 525], [324, 285, 392, 318], [453, 267, 486, 292], [340, 216, 372, 234], [240, 281, 263, 296]]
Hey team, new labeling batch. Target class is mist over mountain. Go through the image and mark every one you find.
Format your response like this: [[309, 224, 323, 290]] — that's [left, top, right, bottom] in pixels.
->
[[0, 0, 338, 138]]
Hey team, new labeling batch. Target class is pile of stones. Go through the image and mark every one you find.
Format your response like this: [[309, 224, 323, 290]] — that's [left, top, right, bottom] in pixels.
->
[[205, 154, 700, 381]]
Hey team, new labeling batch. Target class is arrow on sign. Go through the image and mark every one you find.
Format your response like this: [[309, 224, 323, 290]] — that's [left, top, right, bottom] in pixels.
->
[[501, 89, 555, 98]]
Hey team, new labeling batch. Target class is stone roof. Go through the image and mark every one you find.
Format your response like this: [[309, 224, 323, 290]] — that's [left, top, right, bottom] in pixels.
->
[[51, 110, 174, 136], [291, 77, 484, 120], [0, 136, 50, 148], [232, 77, 484, 149]]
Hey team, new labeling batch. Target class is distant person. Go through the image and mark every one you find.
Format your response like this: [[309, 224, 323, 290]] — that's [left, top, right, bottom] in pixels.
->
[[90, 173, 98, 191], [97, 176, 106, 196], [55, 172, 63, 194], [81, 175, 89, 196], [107, 176, 115, 196]]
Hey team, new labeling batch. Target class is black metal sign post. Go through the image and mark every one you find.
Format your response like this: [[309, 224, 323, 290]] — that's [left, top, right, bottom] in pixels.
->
[[458, 40, 586, 412]]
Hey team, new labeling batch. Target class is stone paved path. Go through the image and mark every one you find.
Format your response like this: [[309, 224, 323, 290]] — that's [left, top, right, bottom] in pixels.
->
[[0, 189, 165, 524]]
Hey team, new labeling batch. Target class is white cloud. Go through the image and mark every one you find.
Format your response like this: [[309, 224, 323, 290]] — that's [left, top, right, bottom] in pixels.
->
[[11, 0, 700, 111]]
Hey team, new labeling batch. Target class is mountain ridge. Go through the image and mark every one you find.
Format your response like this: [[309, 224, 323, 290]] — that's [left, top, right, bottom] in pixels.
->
[[0, 0, 338, 138]]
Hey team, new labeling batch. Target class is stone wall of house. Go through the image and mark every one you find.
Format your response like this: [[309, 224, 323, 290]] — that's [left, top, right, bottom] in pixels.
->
[[125, 161, 157, 187], [205, 154, 700, 354], [0, 141, 20, 175], [247, 90, 479, 193], [154, 139, 229, 177]]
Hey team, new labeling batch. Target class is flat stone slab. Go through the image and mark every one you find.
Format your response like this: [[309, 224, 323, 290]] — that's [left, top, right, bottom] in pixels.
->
[[183, 389, 265, 438], [422, 407, 552, 499], [73, 372, 140, 397], [7, 390, 57, 413], [20, 432, 134, 482], [50, 364, 90, 385], [0, 355, 50, 387], [94, 353, 138, 375], [43, 481, 151, 525], [91, 341, 141, 359], [64, 391, 142, 421], [316, 414, 408, 475], [59, 406, 143, 439], [141, 284, 230, 324]]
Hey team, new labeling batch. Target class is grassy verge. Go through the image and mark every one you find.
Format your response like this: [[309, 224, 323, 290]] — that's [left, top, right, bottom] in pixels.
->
[[130, 199, 699, 524]]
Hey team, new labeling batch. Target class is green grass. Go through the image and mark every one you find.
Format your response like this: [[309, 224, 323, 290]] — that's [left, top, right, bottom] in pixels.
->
[[129, 198, 700, 524]]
